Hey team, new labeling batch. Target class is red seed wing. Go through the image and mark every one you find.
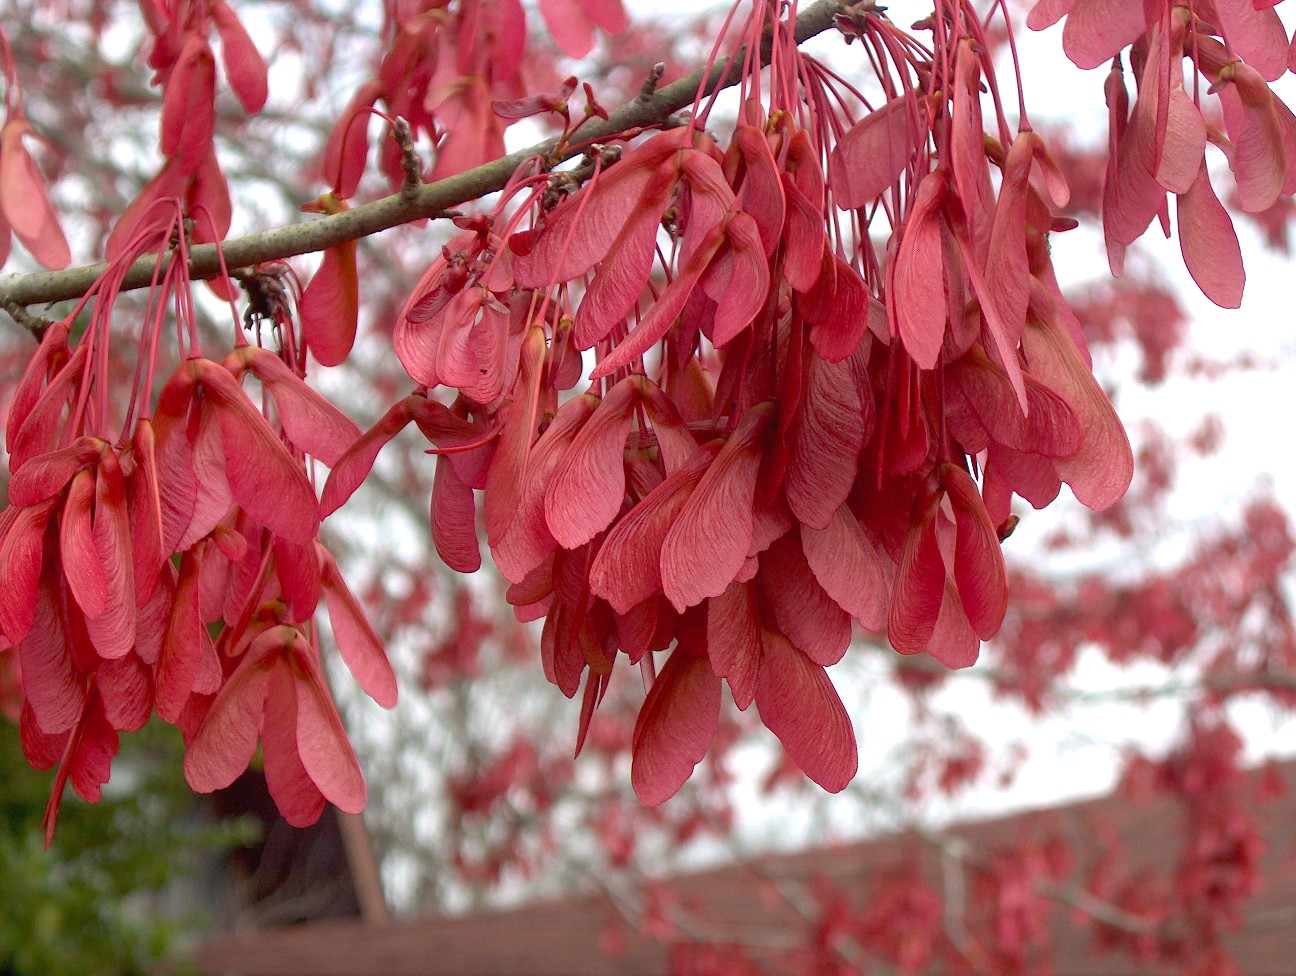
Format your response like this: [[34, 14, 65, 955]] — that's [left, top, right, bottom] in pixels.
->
[[1153, 84, 1207, 195], [582, 0, 628, 33], [1216, 0, 1288, 81], [212, 0, 269, 112], [20, 701, 65, 771], [785, 354, 864, 530], [319, 546, 398, 708], [197, 361, 320, 544], [6, 320, 69, 456], [1026, 0, 1075, 30], [260, 661, 326, 827], [1060, 0, 1147, 68], [758, 532, 851, 666], [8, 343, 86, 472], [437, 289, 509, 404], [86, 455, 137, 659], [926, 576, 981, 669], [320, 396, 416, 517], [274, 535, 321, 625], [66, 692, 119, 805], [174, 398, 235, 552], [236, 347, 362, 466], [782, 182, 827, 297], [986, 443, 1063, 511], [1178, 163, 1245, 309], [829, 93, 924, 210], [494, 395, 598, 584], [0, 121, 71, 269], [150, 379, 201, 556], [946, 348, 1082, 457], [1021, 318, 1134, 511], [60, 471, 109, 621], [132, 563, 174, 667], [733, 125, 786, 258], [156, 549, 206, 723], [706, 580, 762, 709], [679, 151, 737, 256], [892, 173, 948, 370], [17, 567, 84, 734], [888, 502, 945, 655], [515, 137, 682, 288], [290, 635, 368, 814], [97, 653, 153, 732], [952, 43, 995, 231], [985, 133, 1034, 347], [394, 280, 451, 388], [1218, 76, 1286, 214], [802, 251, 873, 363], [1103, 90, 1166, 251], [321, 81, 381, 199], [587, 217, 727, 380], [300, 242, 360, 367], [660, 404, 771, 612], [184, 634, 278, 793], [483, 329, 546, 545], [630, 648, 721, 805], [104, 157, 187, 259], [640, 381, 699, 476], [539, 0, 595, 59], [801, 505, 888, 632], [431, 453, 482, 573], [755, 629, 857, 793], [8, 439, 100, 506], [942, 464, 1008, 640], [159, 35, 216, 174], [544, 377, 641, 548], [706, 213, 769, 348], [590, 442, 718, 614], [189, 149, 233, 248], [0, 499, 57, 644]]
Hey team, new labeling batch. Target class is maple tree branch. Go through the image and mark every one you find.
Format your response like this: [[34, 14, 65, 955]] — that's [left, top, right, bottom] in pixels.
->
[[0, 0, 852, 315]]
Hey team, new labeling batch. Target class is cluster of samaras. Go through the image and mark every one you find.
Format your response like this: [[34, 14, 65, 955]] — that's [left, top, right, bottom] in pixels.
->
[[1, 283, 392, 836], [0, 1, 405, 837], [6, 0, 1296, 825], [327, 7, 1146, 802]]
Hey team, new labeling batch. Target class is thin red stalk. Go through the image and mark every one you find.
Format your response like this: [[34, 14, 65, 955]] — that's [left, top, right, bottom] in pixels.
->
[[192, 203, 248, 345], [986, 0, 1030, 126], [172, 243, 201, 358], [423, 426, 501, 455], [692, 0, 750, 130], [522, 159, 601, 332], [640, 654, 657, 694], [957, 9, 1014, 148], [738, 0, 768, 111]]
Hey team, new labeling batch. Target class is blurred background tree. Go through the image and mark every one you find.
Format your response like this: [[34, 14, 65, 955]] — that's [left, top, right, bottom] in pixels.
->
[[0, 714, 253, 975]]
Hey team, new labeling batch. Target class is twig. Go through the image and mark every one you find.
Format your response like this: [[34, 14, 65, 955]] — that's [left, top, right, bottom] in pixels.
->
[[638, 62, 667, 101], [1045, 882, 1159, 934], [0, 0, 850, 313], [392, 117, 423, 201], [1, 299, 54, 340]]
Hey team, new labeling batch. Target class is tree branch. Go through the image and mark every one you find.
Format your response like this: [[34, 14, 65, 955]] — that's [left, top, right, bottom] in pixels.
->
[[0, 0, 852, 313]]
